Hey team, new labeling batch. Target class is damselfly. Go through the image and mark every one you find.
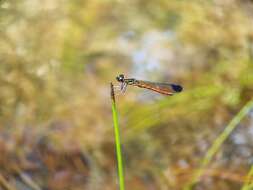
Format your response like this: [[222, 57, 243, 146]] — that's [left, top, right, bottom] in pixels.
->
[[115, 74, 183, 95]]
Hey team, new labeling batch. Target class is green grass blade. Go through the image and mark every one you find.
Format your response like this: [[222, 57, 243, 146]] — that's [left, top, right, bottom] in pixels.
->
[[184, 99, 253, 190], [241, 165, 253, 190], [111, 83, 125, 190]]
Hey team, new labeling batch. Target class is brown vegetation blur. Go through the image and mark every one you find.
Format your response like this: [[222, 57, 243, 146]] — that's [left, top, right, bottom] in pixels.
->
[[0, 0, 253, 189]]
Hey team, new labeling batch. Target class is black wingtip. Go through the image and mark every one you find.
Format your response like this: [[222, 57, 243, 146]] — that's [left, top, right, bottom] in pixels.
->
[[171, 84, 183, 92]]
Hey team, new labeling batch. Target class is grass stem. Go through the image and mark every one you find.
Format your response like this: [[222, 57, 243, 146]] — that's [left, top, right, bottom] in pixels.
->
[[241, 165, 253, 190], [111, 83, 125, 190], [184, 99, 253, 190]]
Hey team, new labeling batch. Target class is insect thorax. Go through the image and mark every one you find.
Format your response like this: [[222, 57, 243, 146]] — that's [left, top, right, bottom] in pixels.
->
[[125, 78, 137, 85]]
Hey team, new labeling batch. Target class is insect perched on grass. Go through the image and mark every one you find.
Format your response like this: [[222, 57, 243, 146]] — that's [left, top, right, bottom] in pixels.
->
[[115, 74, 183, 95]]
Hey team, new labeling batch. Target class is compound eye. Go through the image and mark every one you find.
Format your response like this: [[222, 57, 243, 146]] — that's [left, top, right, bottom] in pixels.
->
[[116, 74, 124, 82], [119, 74, 124, 79]]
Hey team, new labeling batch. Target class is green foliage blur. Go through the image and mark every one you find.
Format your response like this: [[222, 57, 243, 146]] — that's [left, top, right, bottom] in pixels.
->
[[0, 0, 253, 189]]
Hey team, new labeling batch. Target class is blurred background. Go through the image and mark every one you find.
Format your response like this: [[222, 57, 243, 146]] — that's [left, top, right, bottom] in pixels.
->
[[0, 0, 253, 189]]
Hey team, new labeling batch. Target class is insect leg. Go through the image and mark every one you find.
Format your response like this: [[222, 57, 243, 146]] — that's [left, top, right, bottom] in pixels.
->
[[121, 82, 128, 93]]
